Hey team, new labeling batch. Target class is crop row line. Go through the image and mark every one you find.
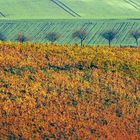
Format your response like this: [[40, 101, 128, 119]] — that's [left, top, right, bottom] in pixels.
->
[[0, 11, 5, 17], [50, 0, 80, 17], [56, 0, 81, 17], [124, 0, 140, 11]]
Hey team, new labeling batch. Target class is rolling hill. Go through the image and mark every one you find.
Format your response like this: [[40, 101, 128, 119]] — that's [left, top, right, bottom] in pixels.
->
[[0, 0, 140, 19], [0, 0, 140, 46], [1, 19, 140, 46], [0, 1, 140, 139]]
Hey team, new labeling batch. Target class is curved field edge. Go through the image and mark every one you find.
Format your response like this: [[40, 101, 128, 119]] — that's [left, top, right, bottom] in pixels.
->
[[0, 42, 140, 139]]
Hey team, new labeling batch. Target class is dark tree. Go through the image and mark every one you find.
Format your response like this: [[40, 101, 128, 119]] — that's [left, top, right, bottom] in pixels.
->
[[16, 34, 29, 43], [0, 33, 6, 41], [72, 30, 87, 47], [130, 31, 140, 46], [45, 32, 60, 43], [101, 31, 117, 46]]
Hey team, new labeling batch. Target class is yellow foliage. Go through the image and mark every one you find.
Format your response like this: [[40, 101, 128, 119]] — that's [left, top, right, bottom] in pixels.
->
[[0, 42, 140, 139]]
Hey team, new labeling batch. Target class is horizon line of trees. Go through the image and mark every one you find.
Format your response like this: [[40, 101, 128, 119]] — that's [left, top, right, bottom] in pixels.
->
[[0, 30, 140, 47]]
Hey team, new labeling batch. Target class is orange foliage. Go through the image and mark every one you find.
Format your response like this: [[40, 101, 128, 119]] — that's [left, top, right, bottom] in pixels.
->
[[0, 42, 140, 139]]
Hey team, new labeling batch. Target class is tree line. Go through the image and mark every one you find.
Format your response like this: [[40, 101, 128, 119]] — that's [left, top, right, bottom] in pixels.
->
[[0, 30, 140, 47]]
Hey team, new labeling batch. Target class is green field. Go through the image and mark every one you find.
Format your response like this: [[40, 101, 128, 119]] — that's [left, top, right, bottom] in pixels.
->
[[0, 0, 140, 19], [0, 0, 140, 45], [1, 19, 140, 46]]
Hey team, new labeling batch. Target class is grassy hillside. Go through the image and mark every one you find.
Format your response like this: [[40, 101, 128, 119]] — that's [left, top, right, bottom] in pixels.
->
[[0, 42, 140, 139], [1, 19, 140, 46], [0, 0, 140, 19], [61, 0, 140, 19], [0, 0, 140, 45]]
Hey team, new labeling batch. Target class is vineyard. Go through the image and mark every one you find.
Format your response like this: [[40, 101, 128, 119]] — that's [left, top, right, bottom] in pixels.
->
[[1, 19, 140, 46], [0, 0, 140, 139], [0, 42, 140, 139]]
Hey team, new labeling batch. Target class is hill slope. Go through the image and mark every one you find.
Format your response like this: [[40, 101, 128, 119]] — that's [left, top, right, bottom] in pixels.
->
[[0, 0, 140, 19], [1, 19, 140, 46]]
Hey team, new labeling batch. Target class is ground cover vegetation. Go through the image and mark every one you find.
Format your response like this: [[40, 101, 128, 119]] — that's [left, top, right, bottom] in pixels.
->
[[0, 42, 140, 139]]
